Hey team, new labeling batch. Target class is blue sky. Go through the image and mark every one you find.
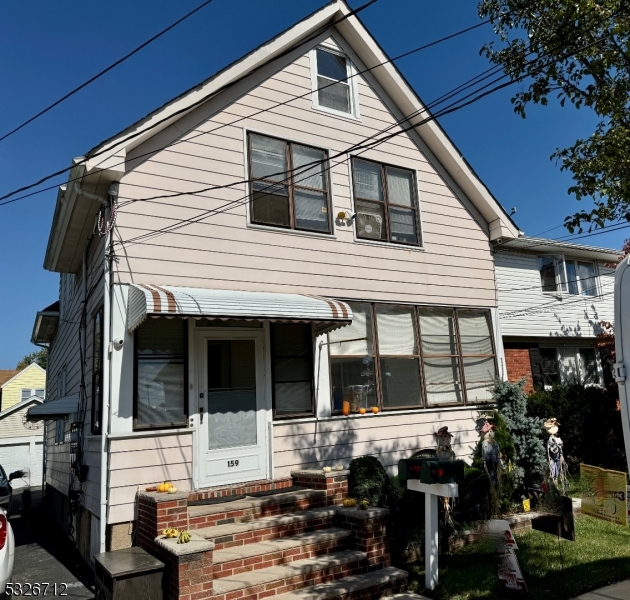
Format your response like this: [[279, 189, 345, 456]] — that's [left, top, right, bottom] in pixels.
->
[[0, 0, 621, 367]]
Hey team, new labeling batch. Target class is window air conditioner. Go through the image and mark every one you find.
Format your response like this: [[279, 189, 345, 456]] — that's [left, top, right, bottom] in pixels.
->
[[357, 212, 382, 239]]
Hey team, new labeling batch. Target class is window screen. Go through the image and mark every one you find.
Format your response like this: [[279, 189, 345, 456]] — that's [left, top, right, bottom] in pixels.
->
[[271, 323, 314, 417], [418, 308, 462, 405], [579, 348, 599, 384], [315, 48, 351, 114], [329, 303, 376, 413], [249, 133, 331, 233], [135, 318, 187, 429]]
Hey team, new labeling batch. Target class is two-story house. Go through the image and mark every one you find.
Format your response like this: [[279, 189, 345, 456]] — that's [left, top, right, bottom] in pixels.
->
[[29, 0, 520, 576], [0, 363, 46, 489], [495, 236, 618, 392]]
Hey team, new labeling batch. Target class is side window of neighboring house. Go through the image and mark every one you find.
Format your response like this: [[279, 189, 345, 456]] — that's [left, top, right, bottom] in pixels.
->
[[21, 388, 46, 402], [248, 133, 332, 233], [352, 158, 421, 246], [538, 255, 598, 296], [311, 46, 359, 118]]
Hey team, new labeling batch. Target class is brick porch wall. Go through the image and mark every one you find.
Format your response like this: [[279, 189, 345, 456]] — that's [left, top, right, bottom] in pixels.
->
[[504, 348, 534, 394]]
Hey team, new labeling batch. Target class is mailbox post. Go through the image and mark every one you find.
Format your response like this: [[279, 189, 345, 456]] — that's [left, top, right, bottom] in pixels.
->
[[406, 480, 458, 590], [399, 451, 463, 591]]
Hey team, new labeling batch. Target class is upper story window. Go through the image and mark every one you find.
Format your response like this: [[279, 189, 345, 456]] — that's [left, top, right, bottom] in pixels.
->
[[21, 388, 45, 402], [352, 158, 421, 246], [312, 46, 359, 118], [538, 255, 598, 296], [249, 133, 332, 233]]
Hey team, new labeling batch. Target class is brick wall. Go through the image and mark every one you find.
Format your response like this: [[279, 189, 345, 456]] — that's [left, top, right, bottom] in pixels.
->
[[137, 492, 189, 554], [292, 470, 349, 505], [504, 348, 534, 394], [337, 507, 391, 569]]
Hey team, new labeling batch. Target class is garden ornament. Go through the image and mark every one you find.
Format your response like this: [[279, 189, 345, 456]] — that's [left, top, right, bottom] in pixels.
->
[[434, 426, 455, 460], [544, 418, 568, 491], [482, 428, 501, 486]]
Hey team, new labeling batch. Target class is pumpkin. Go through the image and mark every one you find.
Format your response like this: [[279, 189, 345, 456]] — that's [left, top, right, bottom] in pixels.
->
[[167, 487, 178, 494], [323, 466, 332, 473], [157, 482, 172, 493], [371, 406, 379, 414], [342, 498, 357, 508], [359, 408, 366, 415]]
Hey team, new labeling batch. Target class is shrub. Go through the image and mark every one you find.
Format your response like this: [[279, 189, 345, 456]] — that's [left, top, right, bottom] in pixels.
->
[[527, 383, 627, 473], [493, 379, 547, 492], [348, 455, 390, 507]]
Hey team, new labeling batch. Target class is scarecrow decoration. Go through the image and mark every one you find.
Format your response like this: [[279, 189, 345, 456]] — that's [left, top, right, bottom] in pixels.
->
[[544, 418, 568, 492], [434, 426, 456, 461]]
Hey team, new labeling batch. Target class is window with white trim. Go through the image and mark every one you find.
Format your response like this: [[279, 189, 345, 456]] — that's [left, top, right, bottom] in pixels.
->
[[538, 255, 598, 296], [21, 388, 45, 402], [311, 46, 359, 118], [532, 346, 602, 390]]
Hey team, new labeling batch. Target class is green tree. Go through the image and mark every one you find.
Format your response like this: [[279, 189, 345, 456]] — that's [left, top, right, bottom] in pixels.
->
[[478, 1, 630, 231], [16, 349, 47, 371], [492, 379, 547, 490]]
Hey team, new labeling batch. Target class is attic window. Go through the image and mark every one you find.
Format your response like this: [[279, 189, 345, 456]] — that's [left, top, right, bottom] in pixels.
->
[[312, 47, 358, 118]]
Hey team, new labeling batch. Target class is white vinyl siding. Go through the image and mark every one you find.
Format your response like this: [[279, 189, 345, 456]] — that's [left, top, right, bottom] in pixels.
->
[[497, 251, 614, 338]]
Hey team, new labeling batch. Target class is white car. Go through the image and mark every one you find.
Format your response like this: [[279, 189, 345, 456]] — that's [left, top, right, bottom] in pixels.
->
[[0, 509, 14, 600]]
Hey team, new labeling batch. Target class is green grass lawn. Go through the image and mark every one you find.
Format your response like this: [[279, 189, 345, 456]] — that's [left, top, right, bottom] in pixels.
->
[[406, 515, 630, 600]]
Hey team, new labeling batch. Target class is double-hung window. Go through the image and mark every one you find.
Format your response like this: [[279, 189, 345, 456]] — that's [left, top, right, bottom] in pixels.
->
[[539, 255, 598, 296], [352, 158, 420, 246], [312, 46, 357, 117], [249, 133, 331, 233], [329, 303, 496, 413], [134, 318, 187, 429]]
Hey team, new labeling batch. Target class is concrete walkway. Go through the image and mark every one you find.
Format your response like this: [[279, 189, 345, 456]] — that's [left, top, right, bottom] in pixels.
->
[[572, 579, 630, 599]]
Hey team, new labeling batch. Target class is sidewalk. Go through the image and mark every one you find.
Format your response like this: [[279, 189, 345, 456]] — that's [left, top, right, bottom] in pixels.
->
[[572, 579, 630, 599]]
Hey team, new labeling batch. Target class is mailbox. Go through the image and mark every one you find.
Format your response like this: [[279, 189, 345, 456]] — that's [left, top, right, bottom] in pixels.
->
[[398, 449, 465, 484]]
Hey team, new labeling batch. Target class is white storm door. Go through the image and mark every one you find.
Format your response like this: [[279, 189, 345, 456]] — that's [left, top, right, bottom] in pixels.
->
[[196, 331, 268, 487]]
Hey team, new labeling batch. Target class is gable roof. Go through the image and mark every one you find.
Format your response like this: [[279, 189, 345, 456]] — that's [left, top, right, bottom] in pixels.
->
[[0, 397, 43, 421], [0, 362, 46, 389], [45, 0, 520, 272], [0, 371, 19, 388]]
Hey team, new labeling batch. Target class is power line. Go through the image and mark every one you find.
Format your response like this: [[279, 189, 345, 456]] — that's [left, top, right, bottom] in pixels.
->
[[0, 0, 379, 205], [0, 0, 217, 144], [116, 23, 621, 247]]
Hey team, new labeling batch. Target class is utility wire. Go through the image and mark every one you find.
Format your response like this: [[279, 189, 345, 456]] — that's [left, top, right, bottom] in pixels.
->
[[117, 23, 621, 247], [0, 0, 378, 204], [0, 0, 217, 144]]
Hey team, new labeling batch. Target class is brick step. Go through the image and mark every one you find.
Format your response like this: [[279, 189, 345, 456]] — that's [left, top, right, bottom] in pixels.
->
[[197, 507, 338, 550], [211, 549, 369, 600], [213, 528, 352, 579], [268, 569, 411, 600], [188, 489, 328, 530], [189, 478, 294, 503]]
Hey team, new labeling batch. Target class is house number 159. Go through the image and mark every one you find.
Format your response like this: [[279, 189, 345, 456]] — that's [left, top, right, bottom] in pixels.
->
[[227, 460, 240, 468]]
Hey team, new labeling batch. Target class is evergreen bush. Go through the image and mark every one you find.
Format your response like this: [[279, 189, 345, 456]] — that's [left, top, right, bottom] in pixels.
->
[[348, 455, 390, 507], [492, 379, 547, 491]]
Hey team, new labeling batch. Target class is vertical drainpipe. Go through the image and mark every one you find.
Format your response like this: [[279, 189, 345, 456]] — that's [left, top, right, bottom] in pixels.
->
[[99, 185, 116, 554]]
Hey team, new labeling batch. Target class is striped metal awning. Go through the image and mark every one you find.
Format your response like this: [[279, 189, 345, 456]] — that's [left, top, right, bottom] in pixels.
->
[[127, 285, 353, 334]]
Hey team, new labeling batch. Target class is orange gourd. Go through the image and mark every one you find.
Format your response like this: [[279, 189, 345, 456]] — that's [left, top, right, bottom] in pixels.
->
[[372, 406, 379, 414], [342, 400, 351, 416], [359, 408, 366, 415]]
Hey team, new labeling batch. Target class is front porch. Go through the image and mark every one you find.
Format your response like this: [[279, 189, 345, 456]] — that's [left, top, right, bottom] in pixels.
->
[[135, 469, 407, 600]]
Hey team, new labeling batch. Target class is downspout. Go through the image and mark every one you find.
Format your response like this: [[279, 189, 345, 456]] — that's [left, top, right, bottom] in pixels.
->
[[75, 181, 115, 555]]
